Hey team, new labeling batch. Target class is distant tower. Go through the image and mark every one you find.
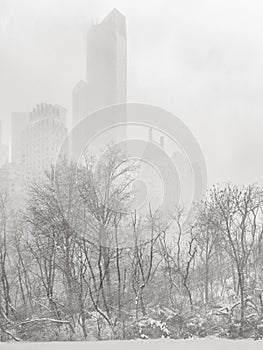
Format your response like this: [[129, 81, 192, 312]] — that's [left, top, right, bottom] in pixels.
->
[[72, 80, 90, 126], [11, 112, 30, 163], [21, 103, 67, 179], [72, 8, 127, 125]]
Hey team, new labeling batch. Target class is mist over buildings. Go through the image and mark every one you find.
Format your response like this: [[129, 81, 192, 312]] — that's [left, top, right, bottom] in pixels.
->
[[1, 0, 263, 187]]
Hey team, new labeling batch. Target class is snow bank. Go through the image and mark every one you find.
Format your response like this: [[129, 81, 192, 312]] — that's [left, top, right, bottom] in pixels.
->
[[1, 338, 263, 350]]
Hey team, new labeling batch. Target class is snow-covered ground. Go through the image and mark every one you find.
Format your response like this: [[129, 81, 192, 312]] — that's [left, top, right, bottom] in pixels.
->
[[1, 338, 263, 350]]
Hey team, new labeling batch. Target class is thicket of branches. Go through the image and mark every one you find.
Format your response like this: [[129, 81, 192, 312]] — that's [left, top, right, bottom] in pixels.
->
[[1, 146, 263, 341]]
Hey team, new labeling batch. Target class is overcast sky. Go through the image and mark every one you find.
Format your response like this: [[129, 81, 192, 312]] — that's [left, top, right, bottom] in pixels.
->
[[1, 0, 263, 187]]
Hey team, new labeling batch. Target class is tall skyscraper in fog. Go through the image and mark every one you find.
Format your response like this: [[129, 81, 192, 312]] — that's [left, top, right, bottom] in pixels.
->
[[85, 8, 127, 109], [12, 112, 30, 163], [72, 8, 127, 125], [72, 80, 90, 125], [21, 103, 67, 179]]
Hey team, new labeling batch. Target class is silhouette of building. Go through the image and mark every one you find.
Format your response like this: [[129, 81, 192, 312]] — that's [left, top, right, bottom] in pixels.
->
[[72, 8, 127, 125], [0, 121, 9, 167], [72, 80, 90, 126], [11, 112, 30, 163], [20, 103, 67, 179]]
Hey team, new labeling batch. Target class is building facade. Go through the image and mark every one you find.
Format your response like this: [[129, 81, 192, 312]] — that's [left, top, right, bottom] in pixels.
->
[[11, 112, 30, 163], [72, 8, 127, 125], [20, 103, 67, 180]]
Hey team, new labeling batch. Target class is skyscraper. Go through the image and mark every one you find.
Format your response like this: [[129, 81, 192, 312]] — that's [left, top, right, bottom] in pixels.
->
[[72, 80, 90, 126], [20, 103, 67, 179], [72, 8, 127, 125], [11, 112, 30, 163]]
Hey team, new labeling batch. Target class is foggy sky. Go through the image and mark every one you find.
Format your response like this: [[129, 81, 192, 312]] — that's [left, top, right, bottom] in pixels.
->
[[1, 0, 263, 187]]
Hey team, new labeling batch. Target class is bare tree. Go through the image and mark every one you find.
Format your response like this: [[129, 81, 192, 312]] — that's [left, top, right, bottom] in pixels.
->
[[206, 184, 263, 335], [159, 208, 197, 313]]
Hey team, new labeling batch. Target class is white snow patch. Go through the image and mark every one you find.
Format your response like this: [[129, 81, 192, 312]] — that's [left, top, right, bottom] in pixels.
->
[[1, 338, 263, 350]]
